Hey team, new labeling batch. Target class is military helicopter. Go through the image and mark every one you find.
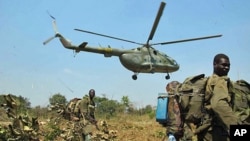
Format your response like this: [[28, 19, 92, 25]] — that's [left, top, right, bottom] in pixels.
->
[[43, 2, 222, 80]]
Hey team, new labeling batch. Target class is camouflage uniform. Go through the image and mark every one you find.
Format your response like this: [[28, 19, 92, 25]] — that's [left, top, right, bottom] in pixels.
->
[[79, 96, 96, 121], [165, 81, 184, 140], [199, 74, 238, 141], [78, 96, 96, 140]]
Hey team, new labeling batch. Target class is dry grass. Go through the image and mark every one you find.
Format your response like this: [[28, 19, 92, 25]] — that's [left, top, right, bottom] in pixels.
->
[[99, 114, 166, 141], [0, 109, 167, 141], [36, 114, 167, 141]]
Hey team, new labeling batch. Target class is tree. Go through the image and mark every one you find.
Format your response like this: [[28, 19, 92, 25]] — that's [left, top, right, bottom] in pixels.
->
[[143, 105, 153, 114], [94, 95, 124, 117], [17, 95, 31, 112], [121, 96, 130, 107], [49, 93, 67, 105]]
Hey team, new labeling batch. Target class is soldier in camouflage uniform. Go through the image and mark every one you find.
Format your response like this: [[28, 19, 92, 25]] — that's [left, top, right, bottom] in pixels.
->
[[78, 89, 97, 141], [165, 81, 182, 141], [199, 53, 239, 141]]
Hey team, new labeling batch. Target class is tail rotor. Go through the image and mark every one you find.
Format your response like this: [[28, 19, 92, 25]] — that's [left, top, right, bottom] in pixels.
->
[[43, 15, 60, 45], [43, 36, 56, 45]]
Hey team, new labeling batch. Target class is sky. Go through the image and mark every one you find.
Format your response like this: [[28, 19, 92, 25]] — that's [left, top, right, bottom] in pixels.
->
[[1, 0, 250, 108]]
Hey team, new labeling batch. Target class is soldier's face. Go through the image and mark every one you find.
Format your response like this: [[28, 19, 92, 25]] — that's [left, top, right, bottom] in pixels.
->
[[89, 92, 95, 99], [214, 58, 230, 76]]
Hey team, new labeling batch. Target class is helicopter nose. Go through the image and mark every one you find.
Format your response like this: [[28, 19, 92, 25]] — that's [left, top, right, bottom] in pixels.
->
[[167, 57, 179, 72], [173, 63, 180, 71]]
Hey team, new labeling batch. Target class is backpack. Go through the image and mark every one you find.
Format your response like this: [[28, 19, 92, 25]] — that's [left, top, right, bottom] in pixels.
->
[[66, 98, 82, 116], [232, 79, 250, 124], [156, 74, 209, 138], [178, 74, 208, 124], [166, 92, 184, 137], [156, 81, 184, 137]]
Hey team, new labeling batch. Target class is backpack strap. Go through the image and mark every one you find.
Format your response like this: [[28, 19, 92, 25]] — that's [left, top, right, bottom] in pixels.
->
[[190, 74, 205, 83]]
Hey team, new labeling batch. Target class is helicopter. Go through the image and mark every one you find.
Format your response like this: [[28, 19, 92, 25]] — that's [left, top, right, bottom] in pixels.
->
[[43, 1, 222, 80]]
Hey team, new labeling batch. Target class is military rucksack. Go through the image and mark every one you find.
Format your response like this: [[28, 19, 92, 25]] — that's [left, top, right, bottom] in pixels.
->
[[66, 98, 82, 116], [178, 74, 208, 124], [232, 79, 250, 124], [157, 74, 209, 138]]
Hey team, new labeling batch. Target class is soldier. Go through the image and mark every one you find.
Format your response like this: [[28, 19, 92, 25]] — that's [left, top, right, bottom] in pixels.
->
[[78, 89, 96, 121], [78, 89, 97, 141], [165, 81, 182, 141], [200, 53, 238, 141]]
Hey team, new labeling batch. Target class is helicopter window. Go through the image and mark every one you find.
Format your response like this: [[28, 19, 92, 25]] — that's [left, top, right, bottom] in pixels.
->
[[153, 50, 157, 55]]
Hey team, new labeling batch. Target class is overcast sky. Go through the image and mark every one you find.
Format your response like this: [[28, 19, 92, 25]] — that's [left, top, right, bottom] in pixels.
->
[[1, 0, 250, 107]]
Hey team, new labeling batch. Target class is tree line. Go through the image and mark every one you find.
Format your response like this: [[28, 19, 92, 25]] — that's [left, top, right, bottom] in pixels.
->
[[0, 93, 155, 120]]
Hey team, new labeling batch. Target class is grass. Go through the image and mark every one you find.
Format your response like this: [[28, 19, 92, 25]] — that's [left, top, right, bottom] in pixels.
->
[[0, 109, 167, 140]]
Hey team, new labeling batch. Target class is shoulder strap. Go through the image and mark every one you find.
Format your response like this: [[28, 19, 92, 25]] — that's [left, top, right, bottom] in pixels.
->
[[190, 74, 205, 83]]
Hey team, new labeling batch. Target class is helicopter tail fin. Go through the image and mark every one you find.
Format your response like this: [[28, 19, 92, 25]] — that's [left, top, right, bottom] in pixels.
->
[[79, 42, 88, 48]]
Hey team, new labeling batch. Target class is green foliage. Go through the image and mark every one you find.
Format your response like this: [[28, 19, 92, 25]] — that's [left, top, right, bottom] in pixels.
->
[[97, 99, 119, 116], [121, 96, 130, 107], [49, 93, 67, 105], [16, 95, 31, 113], [29, 106, 49, 119], [0, 95, 5, 105], [44, 123, 62, 141], [154, 130, 165, 138], [148, 110, 156, 119], [143, 105, 153, 114]]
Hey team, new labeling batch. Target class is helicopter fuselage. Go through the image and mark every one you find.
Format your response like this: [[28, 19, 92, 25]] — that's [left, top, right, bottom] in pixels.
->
[[61, 37, 179, 75], [119, 46, 179, 74]]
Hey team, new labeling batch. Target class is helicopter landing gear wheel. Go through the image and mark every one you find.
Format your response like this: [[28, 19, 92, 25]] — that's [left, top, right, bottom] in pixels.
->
[[165, 74, 170, 80], [132, 74, 137, 80]]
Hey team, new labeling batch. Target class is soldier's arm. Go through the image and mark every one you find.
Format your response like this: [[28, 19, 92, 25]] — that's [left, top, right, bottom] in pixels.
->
[[210, 78, 238, 130]]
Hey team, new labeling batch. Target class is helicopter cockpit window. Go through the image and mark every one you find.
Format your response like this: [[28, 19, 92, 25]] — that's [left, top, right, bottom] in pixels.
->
[[153, 50, 157, 55]]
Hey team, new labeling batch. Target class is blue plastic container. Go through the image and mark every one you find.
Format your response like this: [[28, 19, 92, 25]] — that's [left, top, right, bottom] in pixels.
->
[[156, 93, 168, 123]]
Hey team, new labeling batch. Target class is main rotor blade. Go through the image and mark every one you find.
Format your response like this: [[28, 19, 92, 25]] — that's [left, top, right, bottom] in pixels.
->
[[152, 34, 222, 46], [74, 29, 143, 45], [147, 1, 166, 44]]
